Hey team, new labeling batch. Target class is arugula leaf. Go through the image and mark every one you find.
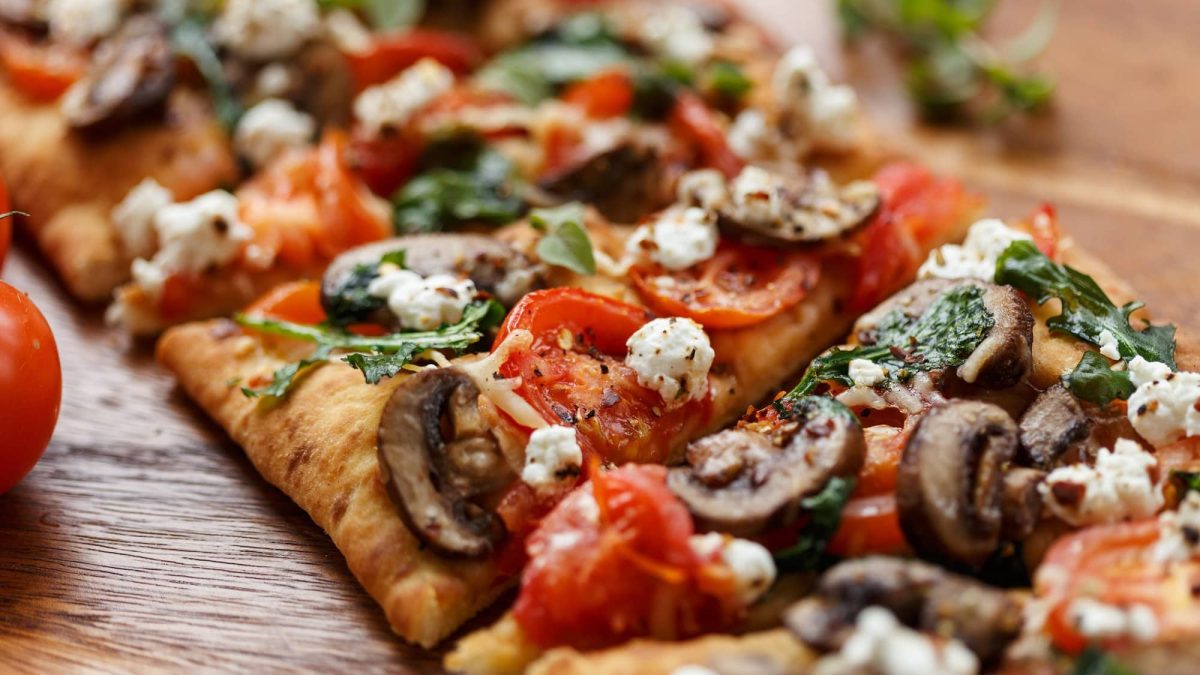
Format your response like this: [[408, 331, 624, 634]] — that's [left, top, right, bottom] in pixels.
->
[[1171, 471, 1200, 499], [1070, 646, 1136, 675], [530, 203, 595, 275], [996, 240, 1176, 367], [787, 284, 995, 397], [323, 249, 407, 328], [774, 476, 856, 571], [1063, 351, 1135, 406], [707, 61, 752, 101], [392, 143, 525, 233], [236, 300, 502, 398], [317, 0, 425, 29], [171, 19, 242, 130]]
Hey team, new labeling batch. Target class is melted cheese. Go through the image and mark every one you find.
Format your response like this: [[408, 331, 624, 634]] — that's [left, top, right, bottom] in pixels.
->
[[458, 329, 548, 431]]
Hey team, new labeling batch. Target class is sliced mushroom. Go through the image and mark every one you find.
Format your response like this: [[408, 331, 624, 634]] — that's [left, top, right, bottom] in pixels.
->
[[537, 143, 672, 224], [62, 15, 175, 134], [715, 169, 880, 246], [1000, 467, 1046, 541], [377, 368, 515, 556], [853, 279, 1034, 390], [1017, 384, 1092, 469], [897, 400, 1018, 568], [667, 397, 865, 537], [321, 234, 543, 327], [784, 557, 1021, 665], [292, 42, 354, 128]]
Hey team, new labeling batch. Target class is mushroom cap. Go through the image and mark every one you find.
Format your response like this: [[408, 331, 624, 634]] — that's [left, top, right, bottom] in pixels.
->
[[537, 143, 672, 224], [716, 171, 881, 247], [377, 368, 514, 557], [897, 400, 1019, 568], [1017, 384, 1092, 469]]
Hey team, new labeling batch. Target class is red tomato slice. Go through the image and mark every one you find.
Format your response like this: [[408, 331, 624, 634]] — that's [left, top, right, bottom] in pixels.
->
[[513, 465, 740, 649], [244, 280, 326, 325], [562, 70, 634, 119], [494, 288, 710, 465], [669, 92, 744, 179], [852, 425, 908, 499], [346, 125, 422, 198], [0, 32, 86, 101], [0, 282, 61, 494], [629, 241, 821, 330], [826, 493, 909, 558], [1013, 203, 1061, 260], [345, 30, 482, 91]]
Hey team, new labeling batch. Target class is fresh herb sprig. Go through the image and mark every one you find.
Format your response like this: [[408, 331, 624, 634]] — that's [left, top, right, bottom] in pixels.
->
[[774, 475, 856, 571], [837, 0, 1056, 122], [529, 203, 596, 275], [1062, 351, 1135, 406], [392, 140, 525, 233], [236, 299, 503, 398]]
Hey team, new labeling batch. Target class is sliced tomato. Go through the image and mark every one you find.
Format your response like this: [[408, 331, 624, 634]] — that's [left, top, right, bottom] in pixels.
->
[[244, 280, 326, 325], [826, 493, 909, 558], [345, 30, 482, 91], [494, 289, 710, 465], [562, 70, 634, 119], [852, 425, 908, 499], [1013, 203, 1061, 260], [0, 32, 86, 101], [669, 92, 744, 179], [629, 242, 821, 330], [513, 465, 740, 649], [847, 162, 981, 312], [346, 126, 422, 198]]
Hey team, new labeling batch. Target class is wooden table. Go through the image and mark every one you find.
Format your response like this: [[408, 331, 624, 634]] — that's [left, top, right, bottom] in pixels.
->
[[2, 1, 1198, 672]]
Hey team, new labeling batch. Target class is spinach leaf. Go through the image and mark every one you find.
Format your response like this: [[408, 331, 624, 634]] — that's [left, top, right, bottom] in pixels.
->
[[1170, 471, 1200, 498], [237, 300, 503, 398], [787, 284, 995, 397], [318, 0, 425, 29], [323, 250, 409, 327], [996, 240, 1176, 368], [171, 19, 242, 130], [774, 476, 856, 571], [392, 142, 525, 233], [707, 61, 752, 101], [1063, 350, 1135, 406], [1070, 646, 1136, 675], [530, 203, 595, 275]]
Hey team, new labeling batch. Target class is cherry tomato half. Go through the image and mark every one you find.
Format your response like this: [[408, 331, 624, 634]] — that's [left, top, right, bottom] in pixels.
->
[[0, 31, 86, 101], [244, 280, 327, 325], [669, 92, 744, 179], [562, 70, 635, 119], [0, 282, 61, 494], [345, 30, 482, 91]]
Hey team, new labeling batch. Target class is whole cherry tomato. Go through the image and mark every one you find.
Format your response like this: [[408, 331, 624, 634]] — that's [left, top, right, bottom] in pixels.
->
[[0, 282, 61, 494]]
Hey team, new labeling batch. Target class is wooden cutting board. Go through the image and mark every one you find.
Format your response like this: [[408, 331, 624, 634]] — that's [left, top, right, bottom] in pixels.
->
[[2, 1, 1198, 672]]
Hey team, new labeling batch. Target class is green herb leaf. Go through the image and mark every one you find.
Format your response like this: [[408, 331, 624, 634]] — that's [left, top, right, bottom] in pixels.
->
[[1171, 470, 1200, 499], [236, 300, 502, 398], [171, 19, 242, 130], [317, 0, 425, 29], [1070, 646, 1136, 675], [530, 203, 595, 275], [322, 249, 408, 328], [787, 284, 995, 397], [774, 475, 856, 571], [707, 61, 752, 101], [392, 143, 525, 233], [1063, 350, 1135, 406], [996, 240, 1176, 367]]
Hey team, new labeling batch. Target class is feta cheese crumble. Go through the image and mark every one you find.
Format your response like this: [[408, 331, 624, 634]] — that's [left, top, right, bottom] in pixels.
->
[[640, 6, 713, 66], [670, 667, 719, 675], [813, 606, 978, 675], [1152, 492, 1200, 563], [918, 219, 1032, 281], [213, 0, 320, 61], [688, 533, 776, 605], [522, 426, 583, 495], [625, 317, 715, 406], [366, 266, 476, 331], [1097, 329, 1122, 361], [849, 359, 887, 388], [1041, 438, 1163, 526], [234, 99, 315, 169], [625, 207, 719, 271], [47, 0, 122, 45], [130, 190, 252, 298], [1126, 356, 1200, 448], [727, 109, 776, 163], [354, 59, 455, 137], [1066, 598, 1159, 643], [772, 46, 861, 152], [112, 178, 173, 259]]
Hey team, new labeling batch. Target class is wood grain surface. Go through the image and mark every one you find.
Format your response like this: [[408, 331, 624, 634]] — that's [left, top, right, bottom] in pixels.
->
[[2, 1, 1198, 672]]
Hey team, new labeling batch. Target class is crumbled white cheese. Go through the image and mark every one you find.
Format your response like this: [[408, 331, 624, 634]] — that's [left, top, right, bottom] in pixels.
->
[[849, 359, 887, 388], [354, 58, 456, 137], [918, 219, 1033, 281], [836, 385, 890, 410], [727, 109, 778, 162], [814, 606, 979, 675], [625, 317, 715, 406], [130, 190, 251, 298], [1097, 329, 1122, 361], [670, 667, 720, 675], [1126, 356, 1200, 448], [46, 0, 122, 45], [522, 426, 583, 495], [112, 178, 173, 259], [625, 207, 719, 271], [688, 532, 776, 605], [1152, 492, 1200, 563], [366, 266, 476, 331], [254, 63, 295, 99], [1041, 438, 1163, 526], [676, 169, 729, 211], [214, 0, 319, 61], [640, 6, 713, 66], [729, 166, 784, 226], [772, 46, 862, 152], [234, 98, 315, 169], [323, 8, 372, 55], [1066, 598, 1159, 643]]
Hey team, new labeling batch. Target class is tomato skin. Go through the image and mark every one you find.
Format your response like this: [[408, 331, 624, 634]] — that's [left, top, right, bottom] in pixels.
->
[[629, 242, 821, 329], [345, 30, 481, 91], [0, 176, 11, 271], [669, 92, 744, 179], [0, 282, 61, 494], [826, 494, 909, 558], [244, 280, 326, 324], [513, 465, 740, 649], [0, 32, 86, 101], [346, 126, 422, 198], [562, 70, 634, 119], [494, 288, 650, 354], [852, 425, 907, 499], [1017, 203, 1061, 260]]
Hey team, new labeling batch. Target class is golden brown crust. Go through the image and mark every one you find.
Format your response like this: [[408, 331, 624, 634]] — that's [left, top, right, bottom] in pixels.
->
[[528, 629, 812, 675], [156, 323, 511, 647], [0, 80, 237, 301]]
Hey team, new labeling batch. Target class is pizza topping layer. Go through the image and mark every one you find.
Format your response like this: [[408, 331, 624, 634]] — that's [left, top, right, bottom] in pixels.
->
[[625, 206, 719, 271], [1041, 438, 1163, 526], [521, 426, 583, 497], [112, 177, 173, 260], [1151, 492, 1200, 563], [212, 0, 321, 62], [130, 190, 251, 298], [1065, 598, 1159, 644], [1126, 356, 1200, 447], [918, 218, 1032, 281], [686, 532, 776, 605], [624, 317, 714, 406], [811, 606, 979, 675], [771, 46, 862, 154], [366, 265, 477, 332], [46, 0, 122, 46], [638, 6, 715, 67], [353, 58, 454, 137], [233, 98, 316, 170]]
